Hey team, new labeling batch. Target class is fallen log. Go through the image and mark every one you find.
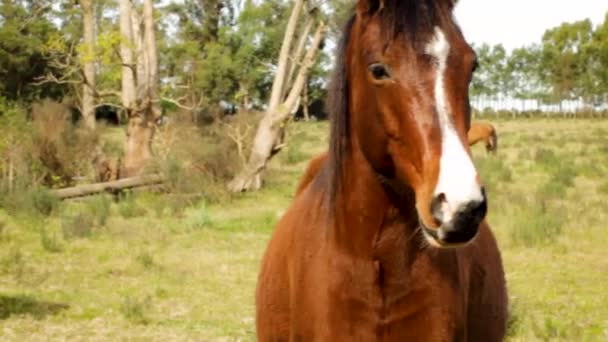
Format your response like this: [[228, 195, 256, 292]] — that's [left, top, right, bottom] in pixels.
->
[[53, 174, 165, 200]]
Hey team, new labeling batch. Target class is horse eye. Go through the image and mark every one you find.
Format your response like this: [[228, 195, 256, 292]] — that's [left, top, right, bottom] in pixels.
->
[[369, 63, 391, 80]]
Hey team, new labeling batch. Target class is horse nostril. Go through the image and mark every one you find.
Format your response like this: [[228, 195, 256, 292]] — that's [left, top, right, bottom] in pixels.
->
[[430, 193, 447, 225], [468, 197, 487, 225], [457, 196, 487, 230]]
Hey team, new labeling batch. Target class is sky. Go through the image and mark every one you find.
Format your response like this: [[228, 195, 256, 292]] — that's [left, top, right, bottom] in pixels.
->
[[454, 0, 608, 50]]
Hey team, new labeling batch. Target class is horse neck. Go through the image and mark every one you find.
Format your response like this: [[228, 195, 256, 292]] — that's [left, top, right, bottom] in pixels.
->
[[330, 141, 419, 257]]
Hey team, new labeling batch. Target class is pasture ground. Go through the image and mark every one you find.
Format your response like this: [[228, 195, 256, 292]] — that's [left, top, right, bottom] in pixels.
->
[[0, 119, 607, 341]]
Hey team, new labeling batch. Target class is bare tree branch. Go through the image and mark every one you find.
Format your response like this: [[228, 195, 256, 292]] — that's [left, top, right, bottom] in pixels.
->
[[161, 96, 204, 111]]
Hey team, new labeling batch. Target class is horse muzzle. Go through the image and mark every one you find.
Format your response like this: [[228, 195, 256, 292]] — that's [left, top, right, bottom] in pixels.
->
[[421, 189, 487, 247]]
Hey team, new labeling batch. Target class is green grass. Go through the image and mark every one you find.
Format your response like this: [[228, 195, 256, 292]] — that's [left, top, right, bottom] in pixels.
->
[[1, 119, 608, 340]]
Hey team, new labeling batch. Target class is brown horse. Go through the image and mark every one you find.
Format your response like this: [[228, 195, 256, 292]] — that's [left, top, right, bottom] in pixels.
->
[[468, 122, 498, 154], [257, 0, 507, 340]]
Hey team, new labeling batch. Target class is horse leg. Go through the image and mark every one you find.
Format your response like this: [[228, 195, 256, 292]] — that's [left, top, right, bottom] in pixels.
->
[[484, 138, 492, 154]]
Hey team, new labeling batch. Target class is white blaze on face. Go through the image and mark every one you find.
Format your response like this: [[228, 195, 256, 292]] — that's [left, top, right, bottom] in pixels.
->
[[425, 27, 483, 223]]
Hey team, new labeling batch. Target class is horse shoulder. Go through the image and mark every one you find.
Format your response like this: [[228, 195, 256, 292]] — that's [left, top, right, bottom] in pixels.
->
[[257, 185, 327, 339], [295, 152, 328, 196]]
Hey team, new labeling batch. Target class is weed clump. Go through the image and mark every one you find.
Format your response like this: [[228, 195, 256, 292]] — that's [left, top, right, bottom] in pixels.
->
[[120, 295, 151, 325], [475, 156, 513, 192], [61, 212, 95, 240]]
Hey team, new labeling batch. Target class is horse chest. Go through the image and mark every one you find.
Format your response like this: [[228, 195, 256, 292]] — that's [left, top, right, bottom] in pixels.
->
[[375, 256, 468, 341], [307, 247, 466, 341]]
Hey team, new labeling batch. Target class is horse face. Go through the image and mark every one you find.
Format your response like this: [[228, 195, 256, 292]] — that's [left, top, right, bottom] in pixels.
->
[[349, 0, 485, 247]]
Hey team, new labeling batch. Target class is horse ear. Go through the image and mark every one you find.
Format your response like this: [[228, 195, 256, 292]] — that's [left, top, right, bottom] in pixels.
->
[[356, 0, 384, 19]]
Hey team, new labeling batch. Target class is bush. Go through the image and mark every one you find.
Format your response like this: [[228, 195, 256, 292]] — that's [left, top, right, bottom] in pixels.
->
[[475, 156, 513, 192], [117, 192, 146, 219], [534, 148, 560, 172], [27, 187, 59, 217], [598, 181, 608, 195], [0, 186, 59, 217], [185, 202, 213, 229], [150, 115, 254, 202], [120, 295, 151, 325], [30, 100, 99, 187], [61, 212, 95, 240], [0, 246, 25, 280], [1, 99, 100, 194], [86, 195, 111, 226], [508, 198, 565, 247], [135, 250, 156, 269], [40, 226, 62, 253]]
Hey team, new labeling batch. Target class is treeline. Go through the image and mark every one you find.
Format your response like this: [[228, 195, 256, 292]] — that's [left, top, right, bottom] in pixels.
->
[[471, 14, 608, 114], [1, 1, 607, 197], [0, 0, 344, 116], [0, 0, 343, 195]]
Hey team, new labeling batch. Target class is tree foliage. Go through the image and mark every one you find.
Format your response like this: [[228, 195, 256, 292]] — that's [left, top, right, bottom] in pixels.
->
[[471, 14, 608, 111], [0, 1, 66, 101]]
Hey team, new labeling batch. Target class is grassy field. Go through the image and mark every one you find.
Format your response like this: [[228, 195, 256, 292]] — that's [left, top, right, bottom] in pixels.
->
[[0, 119, 607, 341]]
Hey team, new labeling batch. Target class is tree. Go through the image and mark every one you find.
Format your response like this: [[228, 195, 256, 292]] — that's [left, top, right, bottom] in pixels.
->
[[79, 0, 96, 129], [507, 45, 545, 111], [122, 0, 162, 176], [228, 0, 326, 192], [470, 43, 492, 111], [540, 19, 594, 113], [119, 0, 136, 112], [590, 12, 608, 105], [0, 1, 65, 102]]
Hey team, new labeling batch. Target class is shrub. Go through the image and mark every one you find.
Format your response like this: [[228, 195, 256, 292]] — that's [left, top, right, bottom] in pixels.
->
[[31, 100, 99, 187], [61, 212, 95, 239], [550, 164, 576, 188], [149, 115, 253, 202], [186, 202, 213, 229], [27, 187, 59, 217], [506, 300, 522, 338], [135, 250, 156, 269], [120, 295, 151, 325], [86, 195, 111, 226], [475, 156, 512, 192], [0, 246, 25, 280], [117, 192, 146, 219], [534, 148, 560, 172], [508, 198, 565, 247], [598, 181, 608, 195], [0, 186, 59, 217], [40, 226, 62, 253]]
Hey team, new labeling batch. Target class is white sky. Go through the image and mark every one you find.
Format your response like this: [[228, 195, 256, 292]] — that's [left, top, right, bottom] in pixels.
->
[[454, 0, 608, 50]]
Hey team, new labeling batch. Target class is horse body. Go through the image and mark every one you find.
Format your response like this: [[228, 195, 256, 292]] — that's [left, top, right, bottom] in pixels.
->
[[257, 0, 507, 340], [258, 153, 506, 341], [468, 122, 497, 154]]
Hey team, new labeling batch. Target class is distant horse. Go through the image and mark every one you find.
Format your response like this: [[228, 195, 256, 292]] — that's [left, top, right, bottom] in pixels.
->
[[256, 0, 507, 340], [468, 122, 498, 154]]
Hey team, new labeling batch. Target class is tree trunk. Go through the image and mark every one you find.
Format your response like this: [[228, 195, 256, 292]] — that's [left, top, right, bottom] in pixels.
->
[[80, 0, 96, 130], [142, 0, 159, 110], [267, 0, 305, 113], [228, 21, 326, 192], [119, 0, 136, 112], [8, 154, 14, 192], [123, 0, 161, 177], [302, 79, 310, 121], [53, 174, 165, 200], [283, 12, 314, 101], [131, 6, 146, 90]]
